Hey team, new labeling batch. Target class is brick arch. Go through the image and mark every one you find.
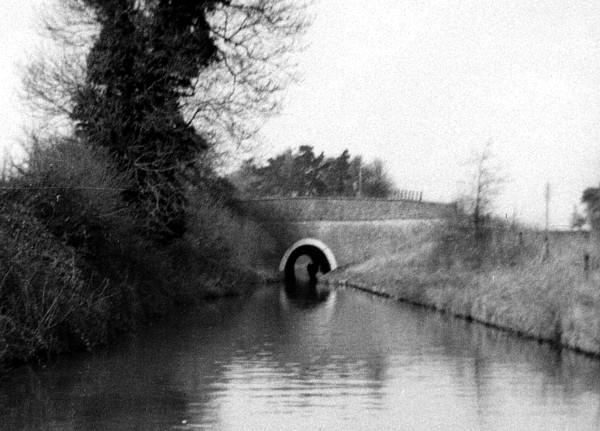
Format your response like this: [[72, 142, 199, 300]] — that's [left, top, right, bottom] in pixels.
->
[[279, 238, 338, 280]]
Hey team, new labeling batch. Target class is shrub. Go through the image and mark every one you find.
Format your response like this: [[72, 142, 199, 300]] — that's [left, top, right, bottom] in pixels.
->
[[184, 188, 277, 286], [0, 138, 147, 367], [431, 207, 540, 270], [0, 199, 111, 366], [8, 137, 133, 255], [0, 136, 273, 368]]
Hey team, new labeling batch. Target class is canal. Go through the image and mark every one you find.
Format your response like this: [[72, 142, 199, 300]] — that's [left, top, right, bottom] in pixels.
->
[[1, 284, 600, 430]]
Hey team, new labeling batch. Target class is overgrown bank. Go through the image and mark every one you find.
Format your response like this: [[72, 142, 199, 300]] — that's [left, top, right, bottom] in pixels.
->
[[323, 221, 600, 357], [0, 0, 308, 372], [0, 140, 274, 370]]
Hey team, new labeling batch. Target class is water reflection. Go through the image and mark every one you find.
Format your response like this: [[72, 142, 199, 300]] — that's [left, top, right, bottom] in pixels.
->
[[1, 285, 600, 430], [282, 274, 331, 308], [0, 351, 190, 431]]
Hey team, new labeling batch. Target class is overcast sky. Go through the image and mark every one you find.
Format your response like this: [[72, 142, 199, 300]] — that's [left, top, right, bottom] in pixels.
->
[[260, 0, 600, 228], [2, 1, 600, 227]]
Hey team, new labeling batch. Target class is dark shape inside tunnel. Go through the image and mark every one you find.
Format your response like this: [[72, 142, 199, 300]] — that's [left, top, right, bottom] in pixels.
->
[[283, 245, 332, 283]]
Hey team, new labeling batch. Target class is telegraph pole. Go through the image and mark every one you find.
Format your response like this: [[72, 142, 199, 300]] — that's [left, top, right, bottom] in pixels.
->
[[543, 182, 550, 261], [545, 182, 550, 233]]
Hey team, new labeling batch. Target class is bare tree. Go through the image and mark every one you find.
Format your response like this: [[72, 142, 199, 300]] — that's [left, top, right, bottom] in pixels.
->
[[21, 0, 310, 241], [21, 1, 96, 135], [24, 0, 308, 143], [190, 0, 310, 148], [461, 141, 505, 230]]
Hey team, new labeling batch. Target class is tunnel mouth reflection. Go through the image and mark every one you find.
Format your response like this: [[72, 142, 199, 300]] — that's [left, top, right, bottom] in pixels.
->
[[282, 254, 331, 308], [280, 279, 332, 310]]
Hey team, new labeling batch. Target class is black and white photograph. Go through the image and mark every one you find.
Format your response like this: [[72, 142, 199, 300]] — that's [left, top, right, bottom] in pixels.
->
[[1, 1, 600, 430]]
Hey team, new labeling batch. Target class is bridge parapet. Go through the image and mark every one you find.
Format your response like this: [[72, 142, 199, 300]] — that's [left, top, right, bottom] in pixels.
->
[[236, 197, 453, 222], [234, 197, 453, 277]]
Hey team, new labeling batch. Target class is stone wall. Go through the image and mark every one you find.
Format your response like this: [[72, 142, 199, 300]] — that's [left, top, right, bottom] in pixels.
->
[[237, 197, 453, 222], [234, 197, 450, 273], [281, 219, 434, 268]]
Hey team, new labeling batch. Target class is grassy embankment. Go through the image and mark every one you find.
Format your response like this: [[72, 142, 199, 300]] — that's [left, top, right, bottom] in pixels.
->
[[0, 139, 275, 369], [324, 218, 600, 356]]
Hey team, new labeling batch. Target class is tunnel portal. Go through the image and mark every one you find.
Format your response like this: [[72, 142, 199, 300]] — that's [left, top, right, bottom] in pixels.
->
[[279, 239, 338, 282]]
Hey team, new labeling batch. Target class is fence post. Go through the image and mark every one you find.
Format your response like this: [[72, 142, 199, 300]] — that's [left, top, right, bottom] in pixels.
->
[[584, 252, 590, 281], [541, 235, 550, 262], [518, 231, 523, 247]]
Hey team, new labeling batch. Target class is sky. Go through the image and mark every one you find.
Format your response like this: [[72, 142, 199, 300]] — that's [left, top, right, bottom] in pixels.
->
[[259, 0, 600, 228], [0, 1, 39, 154], [2, 1, 600, 228]]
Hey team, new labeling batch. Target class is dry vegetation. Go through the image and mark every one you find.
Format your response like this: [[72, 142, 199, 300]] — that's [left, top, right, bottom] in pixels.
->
[[0, 139, 272, 369], [324, 216, 600, 356]]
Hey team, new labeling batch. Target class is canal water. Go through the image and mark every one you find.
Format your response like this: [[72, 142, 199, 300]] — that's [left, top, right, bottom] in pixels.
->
[[1, 284, 600, 430]]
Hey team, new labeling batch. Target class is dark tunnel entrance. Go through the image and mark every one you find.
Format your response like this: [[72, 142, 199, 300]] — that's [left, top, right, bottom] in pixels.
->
[[283, 244, 333, 283], [279, 239, 337, 284]]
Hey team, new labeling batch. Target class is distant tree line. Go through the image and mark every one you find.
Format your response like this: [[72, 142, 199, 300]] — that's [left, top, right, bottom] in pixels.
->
[[230, 145, 396, 198], [581, 187, 600, 230]]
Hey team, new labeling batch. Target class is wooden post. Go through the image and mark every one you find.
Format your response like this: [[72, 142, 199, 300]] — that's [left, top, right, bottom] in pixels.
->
[[357, 163, 363, 198], [518, 231, 523, 247], [584, 253, 590, 281]]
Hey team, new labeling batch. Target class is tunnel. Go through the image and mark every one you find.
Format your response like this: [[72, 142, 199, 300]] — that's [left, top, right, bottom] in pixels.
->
[[279, 238, 338, 282]]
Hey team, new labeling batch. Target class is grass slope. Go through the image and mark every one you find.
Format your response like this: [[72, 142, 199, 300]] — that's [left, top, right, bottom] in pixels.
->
[[324, 229, 600, 356]]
